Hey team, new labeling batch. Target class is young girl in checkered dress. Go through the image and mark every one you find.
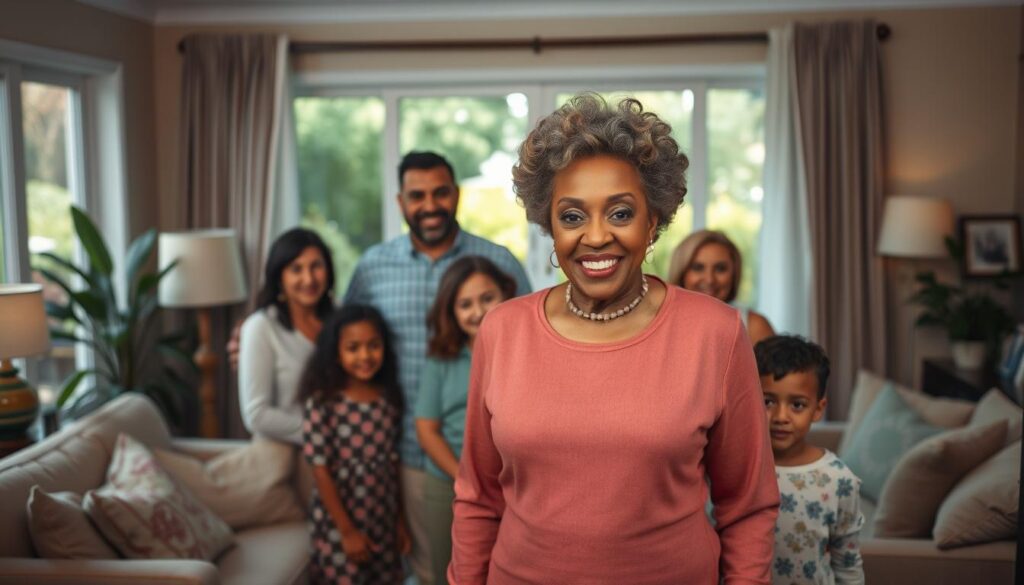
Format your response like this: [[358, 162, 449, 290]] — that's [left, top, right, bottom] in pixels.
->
[[299, 304, 409, 585]]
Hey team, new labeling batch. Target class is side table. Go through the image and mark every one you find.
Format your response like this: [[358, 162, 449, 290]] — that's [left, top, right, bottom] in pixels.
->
[[921, 358, 1010, 403]]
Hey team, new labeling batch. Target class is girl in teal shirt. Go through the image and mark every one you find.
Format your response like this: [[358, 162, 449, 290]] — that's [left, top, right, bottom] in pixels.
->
[[415, 256, 518, 584]]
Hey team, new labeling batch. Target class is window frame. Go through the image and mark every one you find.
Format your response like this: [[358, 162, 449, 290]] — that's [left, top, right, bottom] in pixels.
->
[[0, 39, 129, 293]]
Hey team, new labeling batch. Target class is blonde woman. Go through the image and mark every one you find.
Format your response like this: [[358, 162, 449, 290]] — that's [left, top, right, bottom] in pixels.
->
[[668, 229, 776, 345]]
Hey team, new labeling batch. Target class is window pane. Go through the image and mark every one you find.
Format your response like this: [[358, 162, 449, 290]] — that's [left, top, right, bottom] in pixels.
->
[[398, 94, 530, 262], [294, 96, 384, 293], [554, 90, 694, 280], [21, 81, 77, 389], [705, 88, 765, 307]]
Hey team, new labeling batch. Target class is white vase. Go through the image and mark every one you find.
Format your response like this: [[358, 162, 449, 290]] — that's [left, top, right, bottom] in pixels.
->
[[951, 341, 986, 370]]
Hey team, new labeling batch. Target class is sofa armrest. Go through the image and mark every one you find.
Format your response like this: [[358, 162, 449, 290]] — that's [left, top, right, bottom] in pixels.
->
[[0, 558, 219, 585], [806, 421, 846, 453], [170, 438, 250, 461], [860, 538, 1015, 585]]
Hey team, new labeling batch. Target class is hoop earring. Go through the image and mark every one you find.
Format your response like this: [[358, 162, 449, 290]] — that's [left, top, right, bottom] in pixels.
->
[[549, 250, 560, 269], [645, 241, 655, 264]]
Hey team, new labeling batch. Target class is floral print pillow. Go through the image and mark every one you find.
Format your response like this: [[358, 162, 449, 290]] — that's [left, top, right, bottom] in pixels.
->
[[83, 433, 234, 560]]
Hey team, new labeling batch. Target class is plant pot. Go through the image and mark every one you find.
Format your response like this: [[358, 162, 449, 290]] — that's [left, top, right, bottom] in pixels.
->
[[951, 340, 986, 370]]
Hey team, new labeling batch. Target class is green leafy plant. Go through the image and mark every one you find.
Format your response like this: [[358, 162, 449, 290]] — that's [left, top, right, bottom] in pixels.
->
[[34, 206, 197, 424], [910, 238, 1015, 358]]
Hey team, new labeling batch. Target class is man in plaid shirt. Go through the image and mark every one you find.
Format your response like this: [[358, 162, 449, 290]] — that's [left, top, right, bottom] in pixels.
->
[[343, 151, 530, 584]]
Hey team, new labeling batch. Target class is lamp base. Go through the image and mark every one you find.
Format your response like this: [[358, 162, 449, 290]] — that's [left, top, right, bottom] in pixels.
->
[[0, 359, 41, 447], [195, 309, 219, 439]]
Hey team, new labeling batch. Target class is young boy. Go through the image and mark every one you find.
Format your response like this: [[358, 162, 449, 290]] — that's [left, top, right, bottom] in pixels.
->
[[755, 335, 865, 585]]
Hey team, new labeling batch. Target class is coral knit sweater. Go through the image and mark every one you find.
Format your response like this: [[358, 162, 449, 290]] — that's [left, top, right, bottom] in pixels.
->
[[449, 283, 779, 585]]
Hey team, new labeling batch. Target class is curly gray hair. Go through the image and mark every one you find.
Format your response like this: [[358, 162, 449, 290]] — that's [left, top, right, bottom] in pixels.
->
[[512, 93, 689, 239]]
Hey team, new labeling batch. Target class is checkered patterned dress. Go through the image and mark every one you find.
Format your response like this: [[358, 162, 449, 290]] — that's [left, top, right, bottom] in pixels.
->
[[302, 393, 403, 585]]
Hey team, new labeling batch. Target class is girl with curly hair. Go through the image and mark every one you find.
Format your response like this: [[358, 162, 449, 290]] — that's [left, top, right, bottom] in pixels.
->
[[448, 94, 779, 584]]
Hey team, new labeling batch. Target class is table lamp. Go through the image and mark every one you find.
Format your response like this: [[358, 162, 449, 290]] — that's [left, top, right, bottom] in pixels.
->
[[877, 195, 955, 385], [0, 284, 52, 451], [877, 195, 954, 258], [158, 229, 248, 438]]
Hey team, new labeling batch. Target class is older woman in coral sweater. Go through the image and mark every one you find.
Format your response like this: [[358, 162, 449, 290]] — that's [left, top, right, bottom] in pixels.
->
[[448, 93, 779, 585]]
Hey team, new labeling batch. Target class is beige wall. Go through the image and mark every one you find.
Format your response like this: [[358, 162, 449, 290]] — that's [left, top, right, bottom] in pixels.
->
[[0, 0, 157, 241]]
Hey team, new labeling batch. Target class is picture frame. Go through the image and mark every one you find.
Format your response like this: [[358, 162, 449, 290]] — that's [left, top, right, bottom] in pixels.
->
[[959, 215, 1023, 278]]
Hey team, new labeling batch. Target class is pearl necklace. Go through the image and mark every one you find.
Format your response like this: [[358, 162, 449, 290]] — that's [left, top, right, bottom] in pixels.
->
[[565, 275, 649, 322]]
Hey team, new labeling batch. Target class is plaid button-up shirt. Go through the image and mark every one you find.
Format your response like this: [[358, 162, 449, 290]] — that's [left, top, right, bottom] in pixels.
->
[[342, 228, 531, 469]]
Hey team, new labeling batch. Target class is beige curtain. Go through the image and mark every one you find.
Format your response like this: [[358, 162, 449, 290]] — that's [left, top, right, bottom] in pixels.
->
[[179, 33, 288, 437], [793, 21, 887, 420]]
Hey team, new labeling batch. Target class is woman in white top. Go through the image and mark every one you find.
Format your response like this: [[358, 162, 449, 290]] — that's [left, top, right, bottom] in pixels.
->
[[668, 229, 776, 345], [239, 228, 335, 444]]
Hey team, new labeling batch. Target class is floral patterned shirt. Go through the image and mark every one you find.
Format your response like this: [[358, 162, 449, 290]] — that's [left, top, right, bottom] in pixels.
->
[[772, 450, 865, 585]]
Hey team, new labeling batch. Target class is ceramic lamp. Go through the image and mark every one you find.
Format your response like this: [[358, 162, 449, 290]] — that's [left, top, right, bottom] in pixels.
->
[[0, 284, 52, 446], [158, 230, 247, 438]]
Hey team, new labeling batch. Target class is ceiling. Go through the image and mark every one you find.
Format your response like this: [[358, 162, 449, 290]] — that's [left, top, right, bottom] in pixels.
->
[[77, 0, 1011, 25]]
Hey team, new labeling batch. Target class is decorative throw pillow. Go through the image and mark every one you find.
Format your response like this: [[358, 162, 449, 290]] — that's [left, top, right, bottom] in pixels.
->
[[933, 440, 1020, 549], [970, 389, 1023, 446], [154, 438, 304, 530], [840, 370, 975, 456], [842, 385, 944, 501], [83, 433, 234, 560], [26, 486, 118, 559], [873, 419, 1008, 537]]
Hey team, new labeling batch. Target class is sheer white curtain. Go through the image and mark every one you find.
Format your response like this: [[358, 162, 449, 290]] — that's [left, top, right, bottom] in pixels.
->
[[271, 70, 301, 242], [758, 25, 813, 338]]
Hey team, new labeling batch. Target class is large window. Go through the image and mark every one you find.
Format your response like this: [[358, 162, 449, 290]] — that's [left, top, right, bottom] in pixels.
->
[[294, 73, 764, 302], [0, 43, 128, 404], [21, 80, 84, 389]]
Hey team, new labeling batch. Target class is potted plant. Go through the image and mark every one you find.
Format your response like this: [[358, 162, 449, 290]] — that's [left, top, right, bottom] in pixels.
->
[[910, 238, 1015, 370], [34, 206, 196, 425]]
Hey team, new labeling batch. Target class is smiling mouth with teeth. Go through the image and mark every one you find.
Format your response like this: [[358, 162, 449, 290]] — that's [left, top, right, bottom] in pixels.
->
[[581, 258, 619, 270]]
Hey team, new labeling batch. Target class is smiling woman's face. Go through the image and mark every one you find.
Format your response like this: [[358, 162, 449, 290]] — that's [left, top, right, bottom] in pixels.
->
[[550, 154, 656, 306], [683, 242, 735, 302]]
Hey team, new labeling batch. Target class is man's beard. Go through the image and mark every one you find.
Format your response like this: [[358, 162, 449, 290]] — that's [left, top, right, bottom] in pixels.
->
[[407, 210, 456, 247]]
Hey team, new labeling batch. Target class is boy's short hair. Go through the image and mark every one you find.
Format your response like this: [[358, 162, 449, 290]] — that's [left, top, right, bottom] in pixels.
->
[[754, 335, 831, 399]]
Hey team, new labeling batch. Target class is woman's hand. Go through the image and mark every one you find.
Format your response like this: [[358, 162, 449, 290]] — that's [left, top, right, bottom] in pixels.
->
[[397, 519, 412, 555], [341, 530, 380, 564], [226, 320, 243, 371], [416, 418, 461, 479]]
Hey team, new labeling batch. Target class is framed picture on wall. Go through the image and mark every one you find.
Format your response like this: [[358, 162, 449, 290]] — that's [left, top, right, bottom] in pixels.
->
[[959, 215, 1023, 278]]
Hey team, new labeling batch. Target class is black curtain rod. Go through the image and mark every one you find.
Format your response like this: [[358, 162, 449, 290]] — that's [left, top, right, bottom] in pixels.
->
[[178, 24, 890, 54]]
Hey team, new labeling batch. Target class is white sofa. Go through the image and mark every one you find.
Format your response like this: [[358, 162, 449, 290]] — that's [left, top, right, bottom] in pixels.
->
[[808, 421, 1015, 585], [0, 393, 311, 585]]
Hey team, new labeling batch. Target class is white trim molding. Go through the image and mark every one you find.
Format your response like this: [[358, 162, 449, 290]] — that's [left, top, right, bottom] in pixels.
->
[[296, 63, 765, 93], [77, 0, 1021, 26]]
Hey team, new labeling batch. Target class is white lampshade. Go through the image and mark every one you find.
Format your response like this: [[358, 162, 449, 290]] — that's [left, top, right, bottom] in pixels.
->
[[0, 284, 52, 359], [158, 229, 248, 308], [877, 195, 955, 258]]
